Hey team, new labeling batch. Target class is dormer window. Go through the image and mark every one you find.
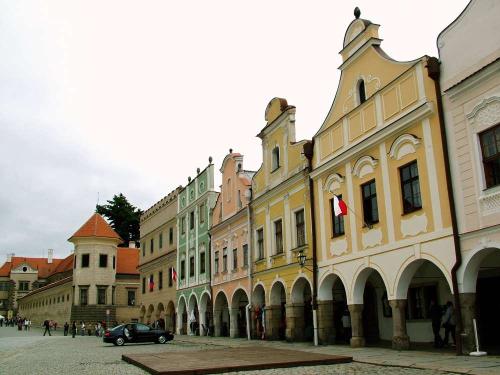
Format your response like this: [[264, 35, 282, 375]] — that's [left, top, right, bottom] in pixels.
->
[[358, 79, 366, 104], [272, 146, 280, 171]]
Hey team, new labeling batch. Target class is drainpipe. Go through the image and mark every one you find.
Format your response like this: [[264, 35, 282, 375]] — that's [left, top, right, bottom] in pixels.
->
[[208, 231, 213, 336], [426, 56, 463, 356], [303, 141, 319, 346], [246, 197, 253, 340]]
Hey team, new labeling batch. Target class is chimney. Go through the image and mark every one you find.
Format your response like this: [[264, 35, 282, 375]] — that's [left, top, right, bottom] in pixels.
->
[[128, 241, 136, 249], [48, 249, 53, 264], [6, 253, 14, 262]]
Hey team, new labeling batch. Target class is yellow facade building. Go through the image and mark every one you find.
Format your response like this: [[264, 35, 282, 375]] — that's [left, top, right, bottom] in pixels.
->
[[310, 9, 456, 349], [250, 98, 314, 342]]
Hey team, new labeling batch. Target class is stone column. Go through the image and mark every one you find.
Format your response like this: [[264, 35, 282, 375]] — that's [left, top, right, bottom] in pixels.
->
[[459, 293, 476, 353], [176, 312, 182, 335], [229, 308, 239, 338], [389, 299, 410, 350], [213, 309, 221, 337], [317, 300, 334, 344], [285, 303, 304, 341], [264, 305, 281, 340], [348, 304, 365, 347]]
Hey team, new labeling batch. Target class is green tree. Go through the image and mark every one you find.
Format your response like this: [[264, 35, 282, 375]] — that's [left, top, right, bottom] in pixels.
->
[[96, 193, 142, 246]]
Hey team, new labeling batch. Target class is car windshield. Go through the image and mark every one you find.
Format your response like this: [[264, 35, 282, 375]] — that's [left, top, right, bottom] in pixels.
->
[[111, 324, 124, 331]]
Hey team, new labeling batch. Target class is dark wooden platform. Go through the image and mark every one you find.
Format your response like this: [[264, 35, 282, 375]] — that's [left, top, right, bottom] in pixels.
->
[[122, 346, 352, 374]]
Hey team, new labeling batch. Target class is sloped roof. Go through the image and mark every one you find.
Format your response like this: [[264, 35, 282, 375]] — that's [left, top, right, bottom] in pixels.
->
[[116, 247, 139, 275], [52, 254, 74, 274], [0, 257, 64, 278], [69, 213, 122, 242]]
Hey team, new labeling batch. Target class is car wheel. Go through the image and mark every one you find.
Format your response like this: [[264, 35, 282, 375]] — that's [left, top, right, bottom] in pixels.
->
[[158, 335, 167, 344], [115, 337, 125, 346]]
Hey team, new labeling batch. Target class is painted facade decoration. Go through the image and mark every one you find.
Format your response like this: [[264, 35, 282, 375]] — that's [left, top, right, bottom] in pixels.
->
[[250, 98, 314, 342], [310, 10, 455, 349], [176, 160, 219, 335], [138, 188, 180, 331], [438, 0, 500, 352], [210, 151, 254, 338]]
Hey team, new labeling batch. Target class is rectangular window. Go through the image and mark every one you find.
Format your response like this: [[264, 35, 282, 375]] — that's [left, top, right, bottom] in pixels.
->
[[112, 256, 115, 269], [214, 251, 219, 273], [128, 290, 136, 306], [200, 203, 206, 224], [480, 124, 500, 188], [238, 190, 242, 209], [80, 288, 88, 306], [142, 242, 145, 257], [330, 197, 345, 237], [99, 254, 108, 268], [169, 227, 174, 244], [223, 248, 228, 272], [189, 256, 195, 277], [233, 248, 238, 269], [400, 161, 422, 214], [243, 244, 248, 267], [168, 267, 173, 287], [180, 260, 186, 280], [73, 255, 76, 269], [158, 271, 163, 290], [190, 211, 195, 230], [112, 286, 115, 305], [274, 219, 283, 254], [97, 287, 107, 305], [407, 284, 437, 320], [18, 281, 29, 291], [181, 217, 186, 235], [200, 252, 206, 274], [257, 229, 264, 260], [295, 209, 305, 247], [81, 254, 90, 268], [159, 233, 163, 249], [150, 238, 154, 253], [272, 147, 280, 171], [362, 180, 379, 225], [142, 278, 146, 294]]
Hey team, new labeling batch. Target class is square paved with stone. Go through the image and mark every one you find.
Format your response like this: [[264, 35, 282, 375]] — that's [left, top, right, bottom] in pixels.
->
[[122, 346, 352, 374]]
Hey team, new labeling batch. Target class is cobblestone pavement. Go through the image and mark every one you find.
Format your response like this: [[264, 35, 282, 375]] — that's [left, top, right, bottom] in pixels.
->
[[0, 326, 493, 375]]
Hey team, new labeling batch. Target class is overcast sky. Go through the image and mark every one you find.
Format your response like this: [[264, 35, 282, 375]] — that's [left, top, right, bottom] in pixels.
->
[[0, 0, 469, 260]]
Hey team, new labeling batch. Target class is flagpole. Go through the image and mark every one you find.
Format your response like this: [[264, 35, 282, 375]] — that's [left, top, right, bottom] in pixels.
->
[[334, 195, 372, 229]]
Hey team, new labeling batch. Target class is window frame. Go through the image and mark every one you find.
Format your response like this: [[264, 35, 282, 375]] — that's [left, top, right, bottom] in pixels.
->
[[399, 160, 422, 214], [256, 228, 264, 260], [99, 254, 108, 268], [214, 251, 219, 274], [294, 208, 306, 248], [274, 219, 283, 254], [232, 248, 238, 270], [189, 256, 195, 277], [222, 247, 228, 272], [361, 179, 379, 226], [271, 146, 280, 172], [81, 254, 90, 268], [479, 123, 500, 189], [97, 287, 107, 305], [330, 196, 345, 237], [200, 252, 206, 274], [243, 244, 248, 267], [159, 271, 163, 290]]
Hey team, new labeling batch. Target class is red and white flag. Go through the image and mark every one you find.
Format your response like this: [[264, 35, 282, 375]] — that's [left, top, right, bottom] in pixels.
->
[[171, 268, 177, 283], [332, 195, 347, 216]]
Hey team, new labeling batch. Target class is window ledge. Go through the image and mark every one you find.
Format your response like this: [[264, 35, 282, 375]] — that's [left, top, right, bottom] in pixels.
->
[[271, 166, 281, 174], [255, 258, 266, 265], [401, 207, 422, 216], [291, 244, 308, 253], [271, 252, 285, 259], [331, 234, 345, 239]]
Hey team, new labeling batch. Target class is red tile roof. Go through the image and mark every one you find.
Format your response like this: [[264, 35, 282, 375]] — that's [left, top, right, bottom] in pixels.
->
[[0, 257, 64, 278], [69, 213, 122, 242], [116, 247, 139, 275], [53, 254, 74, 274]]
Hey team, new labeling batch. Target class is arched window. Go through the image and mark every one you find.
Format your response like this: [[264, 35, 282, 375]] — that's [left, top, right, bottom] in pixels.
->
[[358, 79, 366, 104]]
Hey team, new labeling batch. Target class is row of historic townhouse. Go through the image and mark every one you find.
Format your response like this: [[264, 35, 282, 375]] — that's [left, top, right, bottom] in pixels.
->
[[138, 2, 500, 354]]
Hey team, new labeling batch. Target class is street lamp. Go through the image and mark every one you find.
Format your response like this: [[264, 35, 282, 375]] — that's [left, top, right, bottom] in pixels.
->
[[297, 250, 307, 267]]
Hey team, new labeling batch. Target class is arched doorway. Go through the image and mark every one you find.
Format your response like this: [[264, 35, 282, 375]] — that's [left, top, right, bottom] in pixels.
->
[[146, 304, 154, 325], [214, 291, 229, 337], [177, 296, 187, 335], [351, 267, 391, 348], [269, 281, 287, 340], [460, 248, 500, 353], [395, 259, 454, 350], [166, 301, 175, 332], [252, 284, 266, 339], [289, 277, 313, 342], [199, 292, 213, 336], [156, 303, 165, 329], [318, 273, 349, 344], [231, 289, 249, 338], [188, 294, 199, 335]]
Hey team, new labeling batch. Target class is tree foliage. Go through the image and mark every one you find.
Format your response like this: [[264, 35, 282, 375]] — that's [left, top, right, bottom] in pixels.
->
[[96, 193, 142, 246]]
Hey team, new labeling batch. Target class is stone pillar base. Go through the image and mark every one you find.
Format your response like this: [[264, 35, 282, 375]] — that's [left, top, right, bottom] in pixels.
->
[[392, 335, 410, 350], [350, 336, 365, 347]]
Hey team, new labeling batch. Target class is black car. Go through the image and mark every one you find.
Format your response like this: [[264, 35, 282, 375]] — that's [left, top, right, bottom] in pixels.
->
[[103, 323, 174, 346]]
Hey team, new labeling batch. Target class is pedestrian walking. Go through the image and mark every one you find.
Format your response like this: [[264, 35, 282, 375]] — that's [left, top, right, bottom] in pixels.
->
[[71, 321, 77, 338], [43, 319, 52, 336], [80, 321, 85, 336], [63, 322, 69, 336], [442, 301, 456, 347], [430, 299, 443, 348]]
